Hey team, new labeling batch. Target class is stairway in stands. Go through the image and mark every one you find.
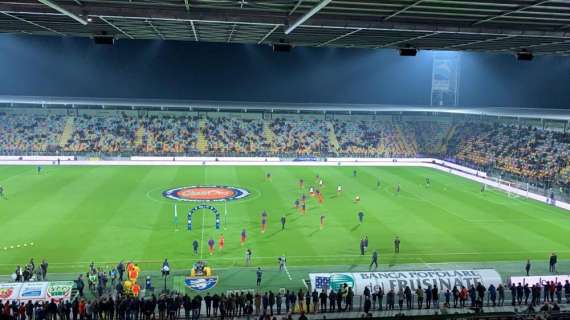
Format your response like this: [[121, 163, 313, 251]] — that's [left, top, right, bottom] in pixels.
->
[[439, 123, 457, 154], [263, 120, 276, 153], [134, 126, 145, 147], [58, 117, 75, 148], [326, 122, 341, 154], [196, 118, 208, 154]]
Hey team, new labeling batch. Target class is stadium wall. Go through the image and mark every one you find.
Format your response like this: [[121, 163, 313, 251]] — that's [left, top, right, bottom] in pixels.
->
[[2, 35, 570, 108], [1, 155, 569, 211]]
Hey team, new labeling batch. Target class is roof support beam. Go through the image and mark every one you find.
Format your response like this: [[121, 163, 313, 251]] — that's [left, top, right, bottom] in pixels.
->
[[285, 0, 332, 35], [258, 24, 279, 44], [146, 19, 164, 40], [509, 38, 570, 51], [227, 24, 237, 42], [0, 11, 64, 35], [472, 0, 551, 26], [288, 0, 303, 16], [379, 32, 438, 48], [37, 0, 87, 25], [99, 16, 134, 39], [445, 35, 517, 49], [383, 0, 426, 21], [190, 20, 198, 41], [317, 28, 362, 47]]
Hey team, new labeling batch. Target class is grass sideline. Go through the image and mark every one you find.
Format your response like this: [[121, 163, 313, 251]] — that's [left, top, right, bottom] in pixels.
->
[[0, 165, 569, 291]]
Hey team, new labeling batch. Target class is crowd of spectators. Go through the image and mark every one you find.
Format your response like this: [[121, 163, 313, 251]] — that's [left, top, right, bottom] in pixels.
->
[[63, 115, 139, 154], [270, 119, 328, 156], [2, 278, 569, 320], [332, 120, 417, 157], [140, 116, 199, 155], [203, 118, 266, 155], [4, 110, 570, 187], [0, 112, 64, 153], [447, 122, 570, 184], [404, 121, 449, 156]]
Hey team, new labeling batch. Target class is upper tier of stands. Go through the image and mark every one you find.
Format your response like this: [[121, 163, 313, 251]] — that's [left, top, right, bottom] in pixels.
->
[[1, 109, 569, 187]]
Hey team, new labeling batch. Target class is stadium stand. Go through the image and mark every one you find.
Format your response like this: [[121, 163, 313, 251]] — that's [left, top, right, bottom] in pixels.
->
[[0, 111, 65, 154], [2, 107, 570, 197]]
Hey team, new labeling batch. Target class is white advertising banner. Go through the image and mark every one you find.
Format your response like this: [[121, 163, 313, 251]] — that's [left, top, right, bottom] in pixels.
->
[[309, 269, 502, 295], [510, 275, 570, 286]]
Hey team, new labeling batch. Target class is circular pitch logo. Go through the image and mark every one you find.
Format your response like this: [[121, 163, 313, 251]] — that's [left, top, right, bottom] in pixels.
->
[[162, 186, 250, 202]]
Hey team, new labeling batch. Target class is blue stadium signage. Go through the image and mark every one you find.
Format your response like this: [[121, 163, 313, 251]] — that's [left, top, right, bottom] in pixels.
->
[[184, 276, 219, 291]]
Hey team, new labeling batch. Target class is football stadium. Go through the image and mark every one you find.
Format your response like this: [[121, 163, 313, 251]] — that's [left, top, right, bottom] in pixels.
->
[[1, 1, 570, 320]]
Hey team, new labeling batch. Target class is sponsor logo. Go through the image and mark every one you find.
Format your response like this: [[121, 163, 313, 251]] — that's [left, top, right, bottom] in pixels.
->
[[329, 274, 355, 291], [47, 282, 73, 299], [184, 277, 218, 291], [0, 288, 14, 299], [163, 186, 250, 202], [21, 287, 43, 297]]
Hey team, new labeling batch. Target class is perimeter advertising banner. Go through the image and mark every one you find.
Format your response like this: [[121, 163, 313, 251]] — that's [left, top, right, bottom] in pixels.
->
[[46, 281, 75, 302], [510, 275, 570, 286], [309, 269, 502, 295], [18, 282, 49, 301], [0, 282, 74, 302], [0, 283, 21, 300]]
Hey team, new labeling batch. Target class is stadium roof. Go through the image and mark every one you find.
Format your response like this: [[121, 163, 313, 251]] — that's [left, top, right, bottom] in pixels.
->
[[1, 95, 569, 121], [3, 1, 570, 55]]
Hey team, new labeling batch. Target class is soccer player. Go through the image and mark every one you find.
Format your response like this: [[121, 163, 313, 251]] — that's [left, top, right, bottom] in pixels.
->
[[376, 179, 381, 190], [256, 267, 263, 287], [261, 211, 268, 233], [426, 177, 431, 187], [192, 240, 199, 255], [241, 228, 247, 245], [317, 193, 324, 204], [245, 249, 252, 265], [294, 199, 300, 209], [266, 172, 272, 181], [208, 238, 215, 255], [358, 211, 364, 224], [319, 179, 324, 188], [364, 235, 369, 252], [299, 179, 304, 189], [278, 255, 286, 272], [370, 250, 379, 271], [219, 234, 225, 251], [394, 236, 400, 253], [353, 169, 357, 177], [301, 193, 307, 204], [280, 216, 286, 230], [315, 174, 320, 182], [320, 215, 325, 229], [301, 203, 306, 214], [0, 185, 5, 200], [481, 183, 486, 192], [396, 183, 400, 194], [37, 165, 42, 175], [337, 184, 342, 194], [309, 186, 315, 197]]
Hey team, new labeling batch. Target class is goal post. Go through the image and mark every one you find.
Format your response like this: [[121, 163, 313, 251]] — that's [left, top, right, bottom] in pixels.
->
[[486, 176, 528, 198]]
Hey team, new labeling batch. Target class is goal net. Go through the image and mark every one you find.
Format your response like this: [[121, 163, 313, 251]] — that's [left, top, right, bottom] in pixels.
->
[[486, 177, 528, 199]]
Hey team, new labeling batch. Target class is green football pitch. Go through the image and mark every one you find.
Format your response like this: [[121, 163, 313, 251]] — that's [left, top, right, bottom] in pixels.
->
[[0, 165, 569, 290]]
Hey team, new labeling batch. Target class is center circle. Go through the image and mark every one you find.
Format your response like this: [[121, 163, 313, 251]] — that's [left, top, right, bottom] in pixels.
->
[[162, 186, 250, 202]]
